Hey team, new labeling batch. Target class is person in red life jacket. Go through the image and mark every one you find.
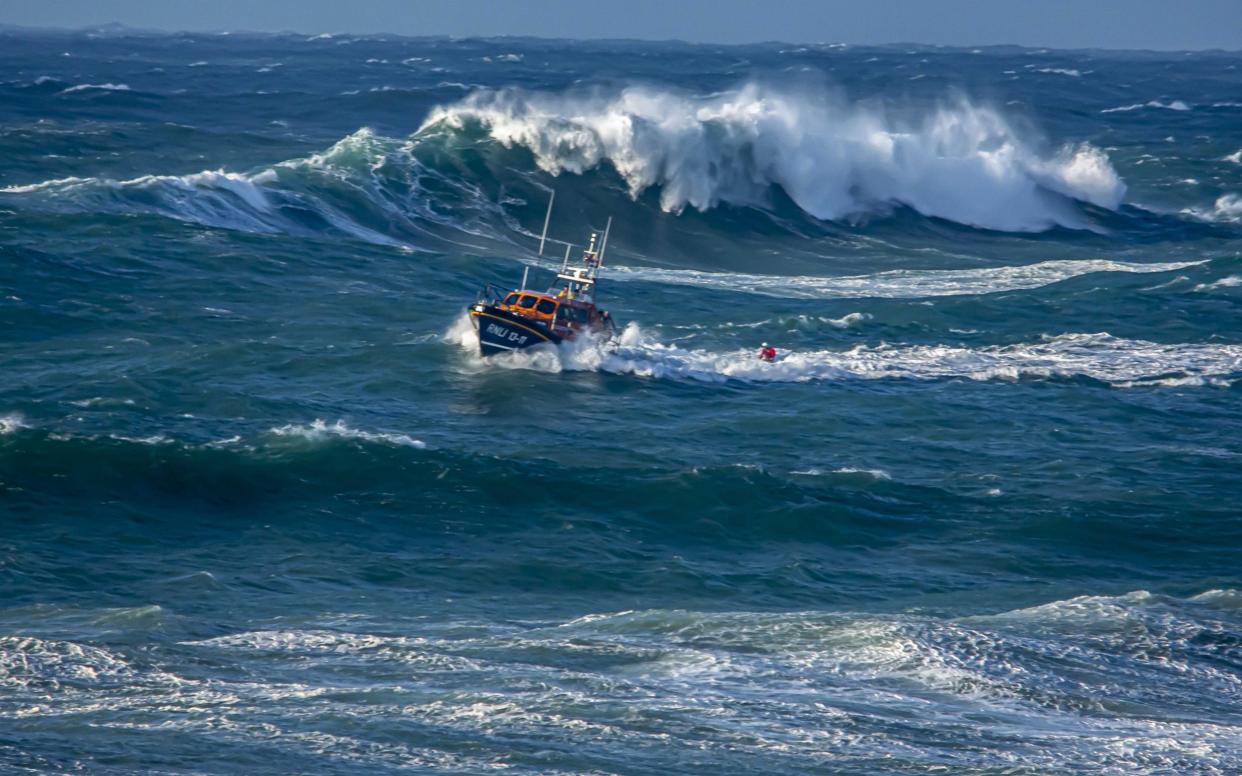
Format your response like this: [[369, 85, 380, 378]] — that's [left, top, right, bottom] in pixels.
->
[[759, 342, 777, 362]]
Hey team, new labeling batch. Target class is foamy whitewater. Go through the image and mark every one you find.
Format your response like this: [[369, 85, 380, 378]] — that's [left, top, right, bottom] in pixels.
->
[[2, 28, 1240, 776], [422, 84, 1125, 231]]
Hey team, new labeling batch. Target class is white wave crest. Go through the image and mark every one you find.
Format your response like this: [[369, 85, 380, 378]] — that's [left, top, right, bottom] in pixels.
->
[[712, 312, 871, 330], [1182, 193, 1242, 224], [825, 312, 870, 327], [454, 322, 1241, 387], [422, 84, 1126, 232], [1101, 100, 1191, 113], [1194, 275, 1242, 292], [269, 419, 426, 448], [832, 467, 892, 479], [604, 258, 1204, 300], [58, 82, 131, 94], [791, 467, 891, 479], [0, 413, 27, 434]]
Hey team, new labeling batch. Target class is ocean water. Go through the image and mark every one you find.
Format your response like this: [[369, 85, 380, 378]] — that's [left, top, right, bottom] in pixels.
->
[[2, 26, 1241, 774]]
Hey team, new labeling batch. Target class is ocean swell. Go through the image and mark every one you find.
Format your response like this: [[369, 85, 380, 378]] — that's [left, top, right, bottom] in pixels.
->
[[422, 83, 1126, 232], [0, 129, 500, 250], [602, 258, 1205, 299]]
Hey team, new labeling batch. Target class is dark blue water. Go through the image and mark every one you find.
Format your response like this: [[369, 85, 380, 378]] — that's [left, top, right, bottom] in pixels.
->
[[2, 26, 1241, 774]]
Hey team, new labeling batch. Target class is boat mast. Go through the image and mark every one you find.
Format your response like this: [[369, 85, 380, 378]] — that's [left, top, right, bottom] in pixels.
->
[[597, 216, 612, 268], [538, 191, 555, 257]]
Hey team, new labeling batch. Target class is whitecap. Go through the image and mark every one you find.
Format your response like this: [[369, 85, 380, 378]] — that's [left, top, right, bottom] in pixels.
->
[[1182, 193, 1242, 224], [832, 467, 892, 480], [825, 312, 870, 328], [1102, 100, 1191, 113], [716, 312, 870, 330], [109, 434, 173, 445], [67, 397, 136, 407], [1193, 274, 1242, 292], [268, 419, 426, 448], [58, 82, 131, 94]]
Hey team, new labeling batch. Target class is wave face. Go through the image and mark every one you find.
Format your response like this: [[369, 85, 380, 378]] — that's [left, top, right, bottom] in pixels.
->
[[0, 129, 500, 250], [3, 28, 1242, 776], [423, 83, 1125, 231]]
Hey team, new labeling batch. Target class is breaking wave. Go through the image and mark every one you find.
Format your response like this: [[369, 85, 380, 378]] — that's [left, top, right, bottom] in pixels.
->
[[1194, 275, 1242, 292], [422, 83, 1126, 231], [5, 83, 1230, 265], [0, 413, 28, 435], [1184, 194, 1242, 224]]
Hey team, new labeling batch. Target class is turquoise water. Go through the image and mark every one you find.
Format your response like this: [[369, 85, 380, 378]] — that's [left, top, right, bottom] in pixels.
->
[[2, 27, 1241, 774]]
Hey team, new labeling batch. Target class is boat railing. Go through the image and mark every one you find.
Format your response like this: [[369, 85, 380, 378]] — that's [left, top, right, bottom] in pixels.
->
[[475, 282, 507, 305]]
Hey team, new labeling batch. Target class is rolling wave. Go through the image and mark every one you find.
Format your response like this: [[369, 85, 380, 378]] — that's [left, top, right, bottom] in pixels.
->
[[1, 83, 1135, 256], [422, 83, 1126, 232], [0, 129, 505, 251], [0, 422, 949, 540]]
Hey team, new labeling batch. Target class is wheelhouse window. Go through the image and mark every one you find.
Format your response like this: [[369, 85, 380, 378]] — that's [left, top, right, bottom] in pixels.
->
[[536, 299, 557, 315], [518, 295, 538, 308], [504, 293, 519, 306]]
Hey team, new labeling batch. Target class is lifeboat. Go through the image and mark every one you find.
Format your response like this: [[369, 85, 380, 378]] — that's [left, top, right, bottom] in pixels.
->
[[469, 195, 615, 356]]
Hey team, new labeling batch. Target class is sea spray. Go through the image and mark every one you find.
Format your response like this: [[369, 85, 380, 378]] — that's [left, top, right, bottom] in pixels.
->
[[422, 83, 1126, 231]]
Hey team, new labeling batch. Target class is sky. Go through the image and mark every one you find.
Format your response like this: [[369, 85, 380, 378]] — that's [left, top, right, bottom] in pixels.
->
[[2, 0, 1240, 51]]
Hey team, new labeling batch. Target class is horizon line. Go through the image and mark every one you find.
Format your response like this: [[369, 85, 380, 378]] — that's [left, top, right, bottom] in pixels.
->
[[2, 21, 1240, 55]]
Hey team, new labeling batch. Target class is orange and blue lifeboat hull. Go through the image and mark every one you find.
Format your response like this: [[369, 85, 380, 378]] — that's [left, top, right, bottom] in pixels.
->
[[468, 303, 562, 356]]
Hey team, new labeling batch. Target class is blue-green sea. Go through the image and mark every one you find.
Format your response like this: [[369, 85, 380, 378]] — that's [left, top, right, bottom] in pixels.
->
[[2, 25, 1241, 774]]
